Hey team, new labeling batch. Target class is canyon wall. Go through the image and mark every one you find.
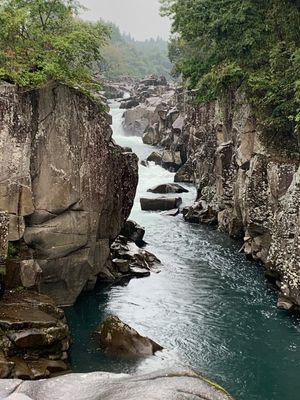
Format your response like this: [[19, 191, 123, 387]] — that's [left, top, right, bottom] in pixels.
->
[[0, 82, 138, 306], [126, 79, 300, 309]]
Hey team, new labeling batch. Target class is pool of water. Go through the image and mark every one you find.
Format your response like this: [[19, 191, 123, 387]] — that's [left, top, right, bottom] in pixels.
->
[[65, 99, 300, 400]]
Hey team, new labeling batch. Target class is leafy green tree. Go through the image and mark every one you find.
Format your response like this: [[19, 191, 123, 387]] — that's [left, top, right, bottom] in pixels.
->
[[161, 0, 300, 146], [98, 22, 172, 79], [0, 0, 109, 90]]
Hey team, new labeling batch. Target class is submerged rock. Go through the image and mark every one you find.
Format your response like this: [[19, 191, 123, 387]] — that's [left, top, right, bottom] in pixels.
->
[[140, 197, 182, 211], [147, 183, 189, 194], [96, 315, 163, 357], [0, 367, 235, 400], [161, 150, 182, 172], [161, 209, 180, 217]]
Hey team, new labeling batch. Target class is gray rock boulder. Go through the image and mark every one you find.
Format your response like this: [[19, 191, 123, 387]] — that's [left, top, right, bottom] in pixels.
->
[[147, 151, 162, 165], [111, 236, 160, 276], [120, 220, 146, 247], [142, 124, 161, 145], [140, 197, 182, 211], [147, 183, 189, 194], [0, 368, 234, 400], [162, 150, 182, 172], [120, 99, 139, 109], [96, 315, 163, 357]]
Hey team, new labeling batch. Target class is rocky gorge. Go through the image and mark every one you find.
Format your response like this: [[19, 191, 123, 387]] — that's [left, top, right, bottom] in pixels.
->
[[121, 76, 300, 310], [0, 79, 236, 399]]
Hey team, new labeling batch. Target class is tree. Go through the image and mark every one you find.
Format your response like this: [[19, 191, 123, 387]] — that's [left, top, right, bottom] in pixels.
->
[[97, 22, 172, 79], [161, 0, 300, 145], [0, 0, 109, 90]]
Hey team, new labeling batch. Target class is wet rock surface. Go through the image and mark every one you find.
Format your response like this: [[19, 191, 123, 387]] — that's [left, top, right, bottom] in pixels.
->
[[147, 183, 189, 194], [140, 197, 182, 211], [0, 367, 234, 400], [95, 315, 163, 357], [0, 290, 69, 379], [0, 82, 138, 306], [111, 235, 161, 278]]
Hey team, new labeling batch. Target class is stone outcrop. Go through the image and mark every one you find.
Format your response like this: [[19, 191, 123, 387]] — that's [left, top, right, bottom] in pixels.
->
[[147, 183, 189, 194], [146, 87, 300, 308], [0, 367, 234, 400], [0, 290, 69, 379], [96, 315, 163, 357], [124, 77, 300, 308], [111, 235, 161, 278], [179, 92, 300, 308], [122, 75, 175, 137], [140, 197, 182, 211], [0, 82, 138, 306]]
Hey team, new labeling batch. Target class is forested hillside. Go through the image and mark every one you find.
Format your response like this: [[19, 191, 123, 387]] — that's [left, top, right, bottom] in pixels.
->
[[161, 0, 300, 146], [99, 23, 172, 79]]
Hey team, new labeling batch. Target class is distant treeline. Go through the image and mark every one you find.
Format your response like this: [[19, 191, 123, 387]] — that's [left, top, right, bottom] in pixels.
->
[[98, 23, 172, 80]]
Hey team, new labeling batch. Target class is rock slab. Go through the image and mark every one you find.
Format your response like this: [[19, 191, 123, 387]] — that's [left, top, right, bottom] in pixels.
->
[[0, 290, 69, 379], [0, 368, 235, 400]]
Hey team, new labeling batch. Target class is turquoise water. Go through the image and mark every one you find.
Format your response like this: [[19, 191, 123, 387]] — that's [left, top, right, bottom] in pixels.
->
[[65, 100, 300, 400]]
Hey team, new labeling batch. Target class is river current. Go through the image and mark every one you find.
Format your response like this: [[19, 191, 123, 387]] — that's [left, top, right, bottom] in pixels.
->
[[65, 99, 300, 400]]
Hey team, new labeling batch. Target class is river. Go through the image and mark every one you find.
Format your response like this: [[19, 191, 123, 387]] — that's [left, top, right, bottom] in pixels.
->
[[65, 99, 300, 400]]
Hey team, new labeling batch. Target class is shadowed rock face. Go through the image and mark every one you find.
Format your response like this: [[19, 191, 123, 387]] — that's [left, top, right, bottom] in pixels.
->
[[0, 82, 138, 306], [0, 368, 235, 400]]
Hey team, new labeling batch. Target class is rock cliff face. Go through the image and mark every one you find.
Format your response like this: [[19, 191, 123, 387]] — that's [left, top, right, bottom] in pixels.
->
[[0, 82, 138, 306], [125, 79, 300, 308], [181, 92, 300, 309]]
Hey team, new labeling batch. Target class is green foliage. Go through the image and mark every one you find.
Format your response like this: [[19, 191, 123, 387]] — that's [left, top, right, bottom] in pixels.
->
[[0, 0, 109, 90], [98, 23, 172, 79], [161, 0, 300, 144], [7, 242, 20, 259]]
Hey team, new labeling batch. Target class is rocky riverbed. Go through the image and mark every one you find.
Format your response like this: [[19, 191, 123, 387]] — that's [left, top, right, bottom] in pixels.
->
[[119, 75, 300, 309]]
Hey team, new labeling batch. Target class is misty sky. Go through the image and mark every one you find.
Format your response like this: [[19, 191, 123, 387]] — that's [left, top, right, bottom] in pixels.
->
[[79, 0, 171, 41]]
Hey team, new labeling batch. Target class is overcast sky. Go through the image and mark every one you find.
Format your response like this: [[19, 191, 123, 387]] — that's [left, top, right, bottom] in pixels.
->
[[79, 0, 171, 41]]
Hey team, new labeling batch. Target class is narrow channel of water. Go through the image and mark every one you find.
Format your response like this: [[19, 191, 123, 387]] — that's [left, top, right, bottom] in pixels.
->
[[65, 99, 300, 400]]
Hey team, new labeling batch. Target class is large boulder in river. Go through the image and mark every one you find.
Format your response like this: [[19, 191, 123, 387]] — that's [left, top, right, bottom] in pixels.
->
[[140, 197, 182, 211], [120, 98, 140, 109], [111, 235, 160, 277], [0, 367, 235, 400], [147, 183, 189, 194], [142, 124, 161, 145], [174, 158, 194, 183], [0, 82, 138, 306], [96, 315, 163, 357], [162, 150, 182, 172], [147, 151, 162, 165], [120, 220, 146, 247]]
